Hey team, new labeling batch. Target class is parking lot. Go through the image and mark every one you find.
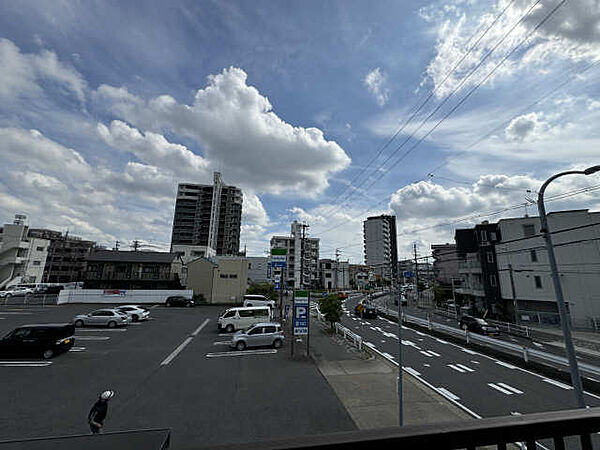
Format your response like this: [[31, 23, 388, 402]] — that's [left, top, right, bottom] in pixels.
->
[[0, 304, 355, 448]]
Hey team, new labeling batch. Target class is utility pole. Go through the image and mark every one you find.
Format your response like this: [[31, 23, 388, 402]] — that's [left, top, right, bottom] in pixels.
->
[[396, 261, 403, 426], [508, 264, 520, 326], [335, 248, 341, 291], [114, 240, 120, 251], [132, 240, 140, 251], [299, 223, 309, 289], [413, 243, 419, 307]]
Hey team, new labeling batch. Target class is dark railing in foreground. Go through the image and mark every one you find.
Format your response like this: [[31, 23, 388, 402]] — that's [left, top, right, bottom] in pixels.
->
[[208, 408, 599, 450]]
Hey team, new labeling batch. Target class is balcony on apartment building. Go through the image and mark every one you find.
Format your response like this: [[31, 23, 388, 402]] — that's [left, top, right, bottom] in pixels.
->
[[458, 256, 482, 274]]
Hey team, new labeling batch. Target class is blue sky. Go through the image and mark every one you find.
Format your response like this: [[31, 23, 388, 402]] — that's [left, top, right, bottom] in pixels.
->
[[1, 0, 599, 262]]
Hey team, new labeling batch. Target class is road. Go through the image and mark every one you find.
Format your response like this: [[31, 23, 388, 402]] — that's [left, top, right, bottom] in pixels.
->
[[0, 304, 355, 448], [342, 295, 600, 449]]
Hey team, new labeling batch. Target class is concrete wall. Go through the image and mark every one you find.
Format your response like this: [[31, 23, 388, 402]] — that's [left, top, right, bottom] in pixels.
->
[[57, 289, 193, 304], [186, 257, 248, 304], [186, 258, 215, 303], [247, 256, 268, 283]]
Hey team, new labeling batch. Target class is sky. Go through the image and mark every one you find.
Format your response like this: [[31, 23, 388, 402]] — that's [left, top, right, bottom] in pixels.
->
[[1, 0, 599, 263]]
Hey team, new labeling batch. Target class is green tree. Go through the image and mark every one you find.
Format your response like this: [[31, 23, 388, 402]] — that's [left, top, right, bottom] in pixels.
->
[[246, 282, 276, 299], [318, 294, 343, 330]]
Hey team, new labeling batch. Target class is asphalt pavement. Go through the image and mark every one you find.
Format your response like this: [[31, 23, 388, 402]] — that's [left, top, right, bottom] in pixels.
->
[[0, 303, 355, 448], [342, 295, 600, 449]]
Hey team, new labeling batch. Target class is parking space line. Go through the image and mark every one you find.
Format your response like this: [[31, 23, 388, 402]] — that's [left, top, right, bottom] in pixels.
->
[[76, 336, 110, 341], [191, 318, 210, 336], [0, 361, 52, 367], [205, 349, 277, 358], [161, 337, 193, 366], [69, 347, 87, 352], [77, 329, 127, 332], [213, 341, 231, 346]]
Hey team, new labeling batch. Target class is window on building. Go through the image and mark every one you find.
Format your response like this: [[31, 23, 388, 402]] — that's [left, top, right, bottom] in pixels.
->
[[523, 224, 535, 237], [325, 273, 332, 278], [490, 232, 497, 241], [490, 275, 497, 287], [534, 275, 542, 289], [480, 230, 488, 241], [530, 250, 538, 262], [229, 274, 237, 279], [32, 261, 41, 266], [487, 252, 494, 263], [36, 246, 44, 251], [219, 274, 227, 278]]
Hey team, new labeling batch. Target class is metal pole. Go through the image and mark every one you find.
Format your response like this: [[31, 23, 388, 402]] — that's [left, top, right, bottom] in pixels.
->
[[306, 292, 310, 358], [537, 168, 600, 408], [397, 284, 403, 426], [508, 264, 520, 326]]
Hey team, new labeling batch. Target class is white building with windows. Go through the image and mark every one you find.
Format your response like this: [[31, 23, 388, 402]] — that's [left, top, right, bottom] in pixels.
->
[[319, 259, 350, 290], [0, 215, 50, 288], [247, 256, 269, 284], [363, 215, 398, 281], [496, 210, 600, 328]]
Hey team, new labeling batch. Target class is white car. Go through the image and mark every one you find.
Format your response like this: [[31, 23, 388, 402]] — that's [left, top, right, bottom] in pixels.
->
[[0, 287, 34, 298], [242, 294, 275, 309], [115, 305, 150, 322]]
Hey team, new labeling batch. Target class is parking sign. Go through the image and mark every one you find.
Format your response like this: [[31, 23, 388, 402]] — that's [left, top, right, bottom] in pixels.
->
[[293, 290, 309, 335]]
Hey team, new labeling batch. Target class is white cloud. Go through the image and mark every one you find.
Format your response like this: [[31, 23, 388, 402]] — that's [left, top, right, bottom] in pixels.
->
[[0, 38, 86, 103], [242, 193, 269, 227], [93, 67, 351, 197], [504, 112, 547, 141], [364, 67, 390, 107], [422, 0, 600, 98]]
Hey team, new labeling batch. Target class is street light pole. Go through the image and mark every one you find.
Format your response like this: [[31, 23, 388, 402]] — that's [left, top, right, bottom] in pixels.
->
[[537, 165, 600, 409]]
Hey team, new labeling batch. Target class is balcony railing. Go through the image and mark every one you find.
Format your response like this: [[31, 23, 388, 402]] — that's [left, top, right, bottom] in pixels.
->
[[206, 407, 599, 450], [85, 273, 178, 281]]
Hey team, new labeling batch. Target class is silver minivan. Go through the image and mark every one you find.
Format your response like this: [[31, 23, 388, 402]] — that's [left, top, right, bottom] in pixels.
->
[[218, 306, 271, 332], [230, 322, 284, 351]]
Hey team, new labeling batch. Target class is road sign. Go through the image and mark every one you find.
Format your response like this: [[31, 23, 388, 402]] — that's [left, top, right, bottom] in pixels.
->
[[293, 290, 309, 335], [403, 271, 414, 278], [284, 304, 290, 319]]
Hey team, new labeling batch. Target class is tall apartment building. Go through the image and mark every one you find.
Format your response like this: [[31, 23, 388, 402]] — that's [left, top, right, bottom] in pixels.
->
[[28, 229, 95, 283], [270, 221, 319, 289], [170, 172, 243, 261], [0, 215, 50, 288], [363, 215, 398, 282]]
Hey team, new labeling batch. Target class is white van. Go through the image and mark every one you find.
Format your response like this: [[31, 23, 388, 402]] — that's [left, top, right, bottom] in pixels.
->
[[218, 306, 272, 333], [242, 294, 275, 309]]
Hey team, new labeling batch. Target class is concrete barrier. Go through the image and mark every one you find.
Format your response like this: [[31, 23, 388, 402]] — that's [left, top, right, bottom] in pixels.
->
[[57, 289, 193, 305]]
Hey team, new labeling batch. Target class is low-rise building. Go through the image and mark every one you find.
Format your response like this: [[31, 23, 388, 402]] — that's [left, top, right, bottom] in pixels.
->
[[349, 264, 369, 289], [83, 250, 183, 289], [247, 256, 269, 284], [319, 259, 350, 290], [186, 256, 248, 304], [0, 215, 50, 288], [431, 243, 459, 286]]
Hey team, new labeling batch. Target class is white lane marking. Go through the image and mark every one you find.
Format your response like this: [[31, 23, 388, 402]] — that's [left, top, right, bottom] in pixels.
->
[[369, 326, 376, 331], [75, 336, 110, 341], [381, 340, 386, 343], [420, 351, 435, 357], [461, 348, 477, 355], [382, 318, 395, 325], [533, 342, 544, 347], [448, 364, 466, 373], [437, 387, 460, 401], [497, 383, 523, 394], [0, 311, 33, 315], [435, 338, 449, 344], [69, 347, 87, 352], [213, 341, 231, 346], [418, 338, 424, 342], [495, 360, 517, 369], [402, 340, 419, 348], [0, 361, 52, 367], [427, 350, 441, 357], [206, 349, 277, 358], [218, 333, 234, 337], [364, 342, 376, 348], [488, 383, 514, 395], [191, 318, 210, 336], [414, 330, 426, 336], [382, 352, 395, 360], [471, 360, 480, 365], [423, 363, 431, 367], [161, 337, 193, 366], [383, 331, 397, 339], [351, 317, 357, 321], [456, 364, 475, 372], [0, 317, 5, 319], [404, 367, 421, 377], [76, 328, 127, 332], [542, 378, 573, 390]]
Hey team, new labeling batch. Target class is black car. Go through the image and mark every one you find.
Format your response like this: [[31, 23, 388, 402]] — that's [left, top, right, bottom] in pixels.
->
[[0, 324, 75, 359], [165, 296, 195, 307], [458, 315, 499, 336], [354, 303, 377, 319]]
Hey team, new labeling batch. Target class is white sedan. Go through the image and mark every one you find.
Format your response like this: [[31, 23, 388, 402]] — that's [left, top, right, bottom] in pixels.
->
[[115, 305, 150, 322]]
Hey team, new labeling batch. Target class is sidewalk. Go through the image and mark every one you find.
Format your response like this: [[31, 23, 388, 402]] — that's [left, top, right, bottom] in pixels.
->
[[309, 319, 473, 429], [531, 325, 600, 354]]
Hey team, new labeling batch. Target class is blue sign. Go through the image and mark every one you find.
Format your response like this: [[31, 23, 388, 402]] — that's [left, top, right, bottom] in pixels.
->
[[403, 271, 414, 278], [322, 292, 327, 298], [284, 304, 290, 319], [294, 292, 309, 335], [271, 261, 287, 268]]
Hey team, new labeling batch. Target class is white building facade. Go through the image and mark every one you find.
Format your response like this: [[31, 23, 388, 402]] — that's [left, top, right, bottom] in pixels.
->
[[319, 259, 350, 290], [270, 221, 319, 289], [496, 210, 600, 329], [0, 215, 49, 288], [363, 215, 397, 282], [247, 256, 269, 284]]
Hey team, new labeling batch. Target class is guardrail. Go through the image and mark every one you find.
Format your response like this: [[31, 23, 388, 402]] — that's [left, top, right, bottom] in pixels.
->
[[486, 318, 531, 338], [2, 294, 58, 307], [311, 302, 363, 352], [372, 304, 600, 379]]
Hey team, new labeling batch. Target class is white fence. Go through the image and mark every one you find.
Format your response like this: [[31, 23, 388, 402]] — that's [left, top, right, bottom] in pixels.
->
[[57, 289, 193, 305]]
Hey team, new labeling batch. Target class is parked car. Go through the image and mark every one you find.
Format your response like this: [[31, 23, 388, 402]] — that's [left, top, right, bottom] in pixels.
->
[[73, 309, 130, 328], [242, 294, 275, 309], [0, 287, 34, 298], [338, 292, 349, 300], [116, 305, 150, 322], [218, 306, 272, 333], [0, 323, 75, 359], [354, 302, 377, 319], [459, 315, 499, 336], [230, 322, 284, 351], [165, 296, 194, 307]]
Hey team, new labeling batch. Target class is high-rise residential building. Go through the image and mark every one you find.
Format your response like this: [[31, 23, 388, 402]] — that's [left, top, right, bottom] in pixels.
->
[[270, 221, 319, 289], [28, 229, 95, 283], [0, 215, 50, 288], [170, 172, 243, 261], [363, 215, 398, 282]]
